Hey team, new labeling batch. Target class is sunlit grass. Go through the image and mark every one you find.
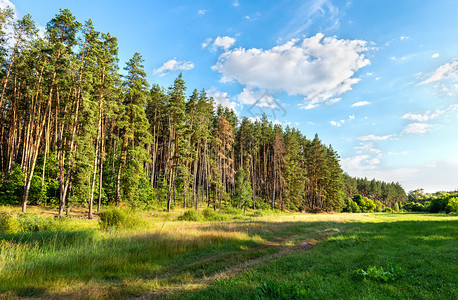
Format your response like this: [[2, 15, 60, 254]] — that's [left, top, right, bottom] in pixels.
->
[[0, 207, 456, 298]]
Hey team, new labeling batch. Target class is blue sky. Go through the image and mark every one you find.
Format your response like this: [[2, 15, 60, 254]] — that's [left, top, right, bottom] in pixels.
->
[[3, 0, 458, 192]]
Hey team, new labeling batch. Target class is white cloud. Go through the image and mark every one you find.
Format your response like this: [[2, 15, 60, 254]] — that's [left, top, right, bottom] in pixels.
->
[[0, 0, 18, 47], [237, 88, 279, 109], [400, 36, 410, 41], [330, 114, 354, 127], [198, 9, 206, 15], [207, 88, 237, 112], [213, 36, 236, 50], [330, 120, 345, 127], [351, 101, 370, 107], [402, 105, 458, 122], [431, 53, 439, 58], [233, 0, 240, 7], [419, 60, 458, 85], [341, 154, 380, 171], [402, 123, 431, 134], [358, 134, 395, 141], [213, 33, 370, 109], [201, 38, 212, 49], [202, 36, 236, 51], [153, 59, 194, 76]]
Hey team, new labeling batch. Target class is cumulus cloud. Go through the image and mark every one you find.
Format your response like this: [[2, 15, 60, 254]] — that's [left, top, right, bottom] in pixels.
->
[[351, 101, 370, 107], [202, 36, 236, 51], [153, 59, 194, 76], [212, 33, 370, 109], [213, 36, 236, 50], [402, 123, 431, 134], [198, 9, 206, 15], [419, 60, 458, 85], [402, 104, 458, 122], [431, 53, 439, 58], [357, 134, 395, 141], [207, 88, 237, 112], [233, 0, 240, 7], [400, 36, 410, 41]]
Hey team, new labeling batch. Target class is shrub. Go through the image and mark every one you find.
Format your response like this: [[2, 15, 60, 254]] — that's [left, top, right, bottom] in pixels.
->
[[202, 208, 226, 221], [445, 197, 458, 214], [252, 210, 264, 217], [98, 207, 139, 230], [17, 213, 54, 232], [384, 207, 394, 213], [393, 202, 400, 212], [343, 198, 360, 213], [374, 200, 384, 212], [178, 209, 201, 221], [365, 198, 376, 212], [220, 205, 242, 215], [428, 197, 446, 213], [0, 212, 19, 234]]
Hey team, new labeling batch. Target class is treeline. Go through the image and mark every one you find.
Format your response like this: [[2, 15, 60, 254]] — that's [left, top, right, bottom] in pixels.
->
[[342, 174, 407, 206], [0, 8, 407, 217], [404, 189, 457, 213]]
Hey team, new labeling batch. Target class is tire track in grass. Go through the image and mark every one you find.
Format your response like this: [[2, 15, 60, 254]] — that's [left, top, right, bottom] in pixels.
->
[[141, 228, 342, 299]]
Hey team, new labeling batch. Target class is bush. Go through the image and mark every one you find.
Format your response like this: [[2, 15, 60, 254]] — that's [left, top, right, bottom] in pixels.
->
[[428, 197, 447, 213], [445, 197, 458, 214], [17, 213, 54, 232], [384, 207, 394, 213], [252, 210, 264, 217], [178, 209, 201, 221], [98, 207, 139, 230], [343, 198, 360, 213], [202, 208, 227, 221], [374, 200, 384, 212], [393, 202, 400, 212], [0, 212, 19, 234], [220, 205, 242, 215]]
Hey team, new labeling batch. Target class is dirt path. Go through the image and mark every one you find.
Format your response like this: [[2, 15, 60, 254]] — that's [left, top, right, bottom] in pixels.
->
[[140, 228, 340, 299]]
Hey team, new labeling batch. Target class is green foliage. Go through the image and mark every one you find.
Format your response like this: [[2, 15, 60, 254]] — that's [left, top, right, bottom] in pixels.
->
[[393, 202, 400, 212], [374, 200, 384, 212], [17, 213, 54, 232], [256, 281, 310, 299], [0, 165, 24, 205], [428, 196, 447, 213], [0, 212, 19, 234], [220, 205, 242, 215], [343, 197, 360, 213], [202, 208, 227, 221], [98, 206, 140, 229], [445, 197, 458, 214], [353, 265, 404, 282], [403, 202, 426, 212], [178, 209, 201, 221]]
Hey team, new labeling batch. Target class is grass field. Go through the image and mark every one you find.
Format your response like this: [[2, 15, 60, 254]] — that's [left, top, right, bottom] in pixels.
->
[[0, 207, 456, 299]]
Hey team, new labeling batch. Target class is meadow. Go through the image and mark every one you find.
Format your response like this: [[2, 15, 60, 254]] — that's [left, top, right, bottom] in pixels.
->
[[0, 207, 456, 299]]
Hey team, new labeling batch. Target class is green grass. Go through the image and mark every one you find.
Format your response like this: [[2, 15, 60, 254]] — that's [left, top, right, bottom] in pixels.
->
[[0, 208, 456, 299]]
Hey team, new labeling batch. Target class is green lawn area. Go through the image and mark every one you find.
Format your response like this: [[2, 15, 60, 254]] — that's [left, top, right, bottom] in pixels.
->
[[0, 209, 456, 299]]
